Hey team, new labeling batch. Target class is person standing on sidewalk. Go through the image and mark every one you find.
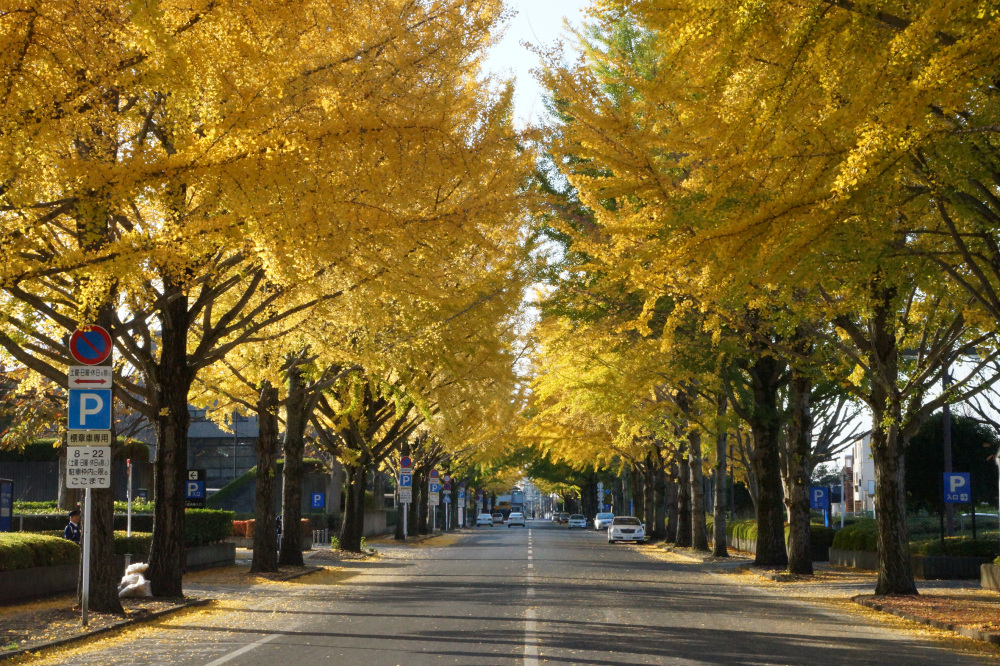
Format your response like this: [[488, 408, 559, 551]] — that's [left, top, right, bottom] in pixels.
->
[[64, 509, 81, 544]]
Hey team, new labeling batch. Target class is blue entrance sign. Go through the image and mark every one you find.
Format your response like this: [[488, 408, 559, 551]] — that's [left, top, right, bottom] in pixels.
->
[[809, 487, 830, 510], [603, 503, 611, 512], [429, 482, 441, 493], [68, 389, 112, 430], [0, 479, 12, 532], [186, 480, 205, 499], [944, 473, 971, 503], [399, 473, 413, 487], [311, 493, 325, 509]]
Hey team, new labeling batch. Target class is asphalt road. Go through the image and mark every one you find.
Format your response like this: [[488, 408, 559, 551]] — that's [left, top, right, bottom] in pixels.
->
[[33, 520, 994, 665]]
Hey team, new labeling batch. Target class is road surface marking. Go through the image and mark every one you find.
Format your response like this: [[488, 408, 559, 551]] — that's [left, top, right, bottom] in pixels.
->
[[528, 554, 533, 560], [524, 607, 539, 665], [528, 562, 533, 569], [527, 587, 536, 597], [203, 621, 303, 666]]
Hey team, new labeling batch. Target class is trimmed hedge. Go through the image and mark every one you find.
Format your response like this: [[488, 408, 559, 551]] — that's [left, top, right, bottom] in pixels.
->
[[911, 536, 999, 558], [726, 518, 836, 550], [185, 509, 234, 546], [0, 533, 79, 571], [831, 519, 878, 552], [727, 519, 758, 542], [115, 531, 153, 556]]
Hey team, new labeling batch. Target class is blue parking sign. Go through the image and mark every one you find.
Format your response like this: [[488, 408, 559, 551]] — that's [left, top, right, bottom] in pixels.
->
[[944, 473, 971, 503], [311, 493, 325, 509], [185, 480, 205, 499], [809, 487, 829, 510], [68, 389, 112, 430], [399, 473, 413, 487]]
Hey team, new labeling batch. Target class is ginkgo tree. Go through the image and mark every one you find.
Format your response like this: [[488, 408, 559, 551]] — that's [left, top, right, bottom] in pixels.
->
[[536, 0, 1000, 594], [0, 0, 535, 599]]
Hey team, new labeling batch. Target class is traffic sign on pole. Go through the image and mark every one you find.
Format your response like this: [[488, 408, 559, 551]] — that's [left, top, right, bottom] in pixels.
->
[[68, 326, 113, 365], [944, 473, 971, 503], [68, 366, 113, 389], [66, 447, 112, 488], [400, 473, 413, 487], [68, 389, 112, 430], [430, 469, 439, 479], [400, 456, 413, 474], [399, 487, 413, 503]]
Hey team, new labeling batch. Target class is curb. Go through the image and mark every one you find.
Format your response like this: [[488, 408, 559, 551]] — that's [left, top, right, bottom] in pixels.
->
[[852, 595, 1000, 646], [0, 598, 211, 662]]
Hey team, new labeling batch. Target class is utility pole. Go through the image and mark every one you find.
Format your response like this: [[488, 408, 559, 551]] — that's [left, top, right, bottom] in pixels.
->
[[943, 364, 954, 536]]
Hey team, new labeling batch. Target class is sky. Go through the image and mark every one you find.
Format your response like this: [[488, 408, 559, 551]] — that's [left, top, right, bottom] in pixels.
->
[[483, 0, 592, 126]]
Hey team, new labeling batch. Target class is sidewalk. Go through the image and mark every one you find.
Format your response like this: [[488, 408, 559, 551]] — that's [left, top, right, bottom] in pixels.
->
[[645, 543, 1000, 649], [0, 561, 323, 661]]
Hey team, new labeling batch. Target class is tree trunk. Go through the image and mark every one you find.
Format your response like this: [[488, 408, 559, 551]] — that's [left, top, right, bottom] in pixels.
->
[[631, 465, 645, 523], [676, 444, 692, 547], [665, 463, 678, 543], [713, 399, 729, 557], [689, 428, 709, 551], [748, 353, 788, 568], [58, 446, 81, 511], [148, 290, 193, 598], [653, 454, 667, 541], [279, 365, 307, 566], [868, 291, 917, 595], [340, 462, 368, 551], [784, 373, 814, 574], [417, 467, 429, 534], [644, 455, 656, 540], [251, 383, 280, 573]]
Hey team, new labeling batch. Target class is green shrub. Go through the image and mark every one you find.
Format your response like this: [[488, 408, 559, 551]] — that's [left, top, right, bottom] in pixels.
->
[[114, 531, 153, 556], [184, 509, 234, 546], [832, 519, 878, 552], [727, 518, 758, 542], [809, 525, 837, 549], [911, 536, 999, 558], [0, 533, 79, 571]]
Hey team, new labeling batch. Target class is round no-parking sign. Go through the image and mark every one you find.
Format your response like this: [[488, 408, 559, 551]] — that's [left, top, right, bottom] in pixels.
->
[[69, 326, 112, 365]]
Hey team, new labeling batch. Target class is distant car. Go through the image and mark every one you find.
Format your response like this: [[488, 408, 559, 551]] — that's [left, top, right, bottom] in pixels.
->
[[568, 514, 587, 529], [608, 516, 645, 543], [476, 513, 494, 527], [507, 512, 526, 527], [556, 512, 570, 524], [551, 513, 560, 523], [492, 512, 504, 525], [593, 512, 615, 530]]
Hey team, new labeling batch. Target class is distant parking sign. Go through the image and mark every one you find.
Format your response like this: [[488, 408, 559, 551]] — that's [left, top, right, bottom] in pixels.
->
[[311, 493, 325, 509], [944, 473, 971, 503], [809, 487, 829, 510]]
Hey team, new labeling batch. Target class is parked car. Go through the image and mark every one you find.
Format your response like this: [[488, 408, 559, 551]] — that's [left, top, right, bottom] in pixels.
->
[[568, 514, 587, 529], [507, 512, 526, 527], [556, 512, 570, 524], [607, 516, 645, 543], [593, 512, 615, 530], [476, 513, 494, 527], [492, 512, 504, 525]]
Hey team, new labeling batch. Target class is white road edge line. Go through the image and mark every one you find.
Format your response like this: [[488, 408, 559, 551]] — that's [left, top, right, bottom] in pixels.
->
[[524, 607, 539, 666], [203, 621, 304, 666]]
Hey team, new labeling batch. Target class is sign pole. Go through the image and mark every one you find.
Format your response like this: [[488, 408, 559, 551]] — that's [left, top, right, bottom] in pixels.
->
[[403, 503, 408, 541], [82, 487, 92, 627]]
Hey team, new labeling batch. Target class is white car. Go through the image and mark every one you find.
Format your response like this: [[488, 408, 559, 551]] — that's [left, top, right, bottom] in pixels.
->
[[507, 512, 526, 527], [593, 512, 614, 530], [567, 514, 587, 529], [476, 513, 494, 527], [608, 516, 645, 543]]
